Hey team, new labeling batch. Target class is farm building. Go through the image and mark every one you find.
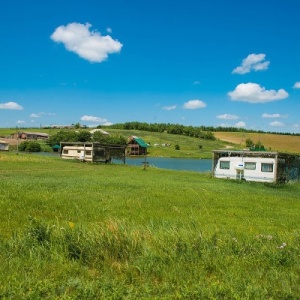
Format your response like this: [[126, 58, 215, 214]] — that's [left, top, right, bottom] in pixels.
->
[[12, 132, 49, 140], [0, 140, 9, 151], [127, 136, 149, 156], [212, 150, 300, 183], [60, 142, 126, 163]]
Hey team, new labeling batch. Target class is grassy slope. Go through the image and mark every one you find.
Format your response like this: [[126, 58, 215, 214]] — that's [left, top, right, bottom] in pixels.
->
[[2, 127, 299, 156], [0, 152, 299, 298], [215, 131, 300, 154]]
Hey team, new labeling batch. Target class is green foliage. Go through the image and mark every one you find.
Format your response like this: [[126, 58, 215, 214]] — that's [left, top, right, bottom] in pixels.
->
[[245, 138, 254, 147], [92, 131, 127, 145], [175, 144, 180, 150], [47, 130, 91, 146], [18, 141, 42, 152]]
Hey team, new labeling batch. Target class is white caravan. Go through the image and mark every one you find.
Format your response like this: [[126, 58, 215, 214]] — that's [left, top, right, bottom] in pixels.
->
[[61, 145, 93, 162], [214, 155, 276, 182]]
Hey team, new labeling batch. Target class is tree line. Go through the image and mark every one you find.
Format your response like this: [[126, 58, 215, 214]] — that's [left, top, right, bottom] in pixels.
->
[[99, 121, 300, 137]]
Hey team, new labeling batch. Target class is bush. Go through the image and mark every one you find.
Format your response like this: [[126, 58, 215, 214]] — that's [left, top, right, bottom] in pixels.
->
[[18, 141, 42, 152], [175, 144, 180, 150]]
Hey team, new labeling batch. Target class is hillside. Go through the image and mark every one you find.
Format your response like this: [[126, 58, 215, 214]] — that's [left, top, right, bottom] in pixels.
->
[[1, 127, 299, 156], [215, 132, 300, 154]]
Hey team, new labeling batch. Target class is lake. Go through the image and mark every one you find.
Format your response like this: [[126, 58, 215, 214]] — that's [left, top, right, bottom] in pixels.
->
[[115, 157, 212, 172], [36, 152, 212, 173]]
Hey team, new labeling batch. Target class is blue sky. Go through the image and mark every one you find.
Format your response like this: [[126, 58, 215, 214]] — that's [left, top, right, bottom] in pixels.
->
[[1, 0, 300, 133]]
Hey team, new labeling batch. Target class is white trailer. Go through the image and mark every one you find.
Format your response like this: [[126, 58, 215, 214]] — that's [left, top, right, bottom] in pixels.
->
[[213, 154, 276, 182], [61, 145, 93, 162]]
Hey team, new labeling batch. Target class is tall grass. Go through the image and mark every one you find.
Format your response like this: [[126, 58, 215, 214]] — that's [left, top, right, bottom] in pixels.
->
[[0, 152, 299, 298]]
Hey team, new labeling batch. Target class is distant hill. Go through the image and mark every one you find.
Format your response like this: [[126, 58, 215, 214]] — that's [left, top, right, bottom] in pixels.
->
[[215, 132, 300, 154]]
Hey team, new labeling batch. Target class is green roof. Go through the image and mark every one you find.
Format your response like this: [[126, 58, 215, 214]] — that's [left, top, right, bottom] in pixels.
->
[[133, 137, 149, 148]]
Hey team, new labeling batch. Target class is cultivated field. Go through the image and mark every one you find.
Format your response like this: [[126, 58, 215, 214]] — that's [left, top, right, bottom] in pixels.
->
[[215, 132, 300, 154], [0, 152, 299, 299]]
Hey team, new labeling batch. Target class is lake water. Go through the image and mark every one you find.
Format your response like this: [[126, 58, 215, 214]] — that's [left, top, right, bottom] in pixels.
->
[[35, 152, 212, 173], [115, 157, 212, 172]]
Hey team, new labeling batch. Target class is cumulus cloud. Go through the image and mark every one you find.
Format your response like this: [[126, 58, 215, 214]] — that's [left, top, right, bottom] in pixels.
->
[[162, 105, 176, 111], [80, 115, 109, 123], [17, 120, 25, 124], [235, 121, 246, 128], [228, 83, 288, 103], [51, 22, 123, 63], [183, 100, 206, 109], [262, 113, 288, 118], [270, 121, 285, 127], [30, 113, 40, 118], [293, 81, 300, 88], [0, 101, 23, 110], [232, 53, 270, 74], [216, 114, 239, 120]]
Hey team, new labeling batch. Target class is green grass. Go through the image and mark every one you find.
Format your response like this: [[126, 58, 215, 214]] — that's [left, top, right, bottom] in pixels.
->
[[0, 152, 300, 299]]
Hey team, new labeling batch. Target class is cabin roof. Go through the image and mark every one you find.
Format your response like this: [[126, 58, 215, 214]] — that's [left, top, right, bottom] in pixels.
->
[[128, 136, 149, 148]]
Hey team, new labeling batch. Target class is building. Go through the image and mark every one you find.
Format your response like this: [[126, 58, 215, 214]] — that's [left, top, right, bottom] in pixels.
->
[[0, 140, 9, 151], [127, 136, 149, 156], [12, 132, 49, 140]]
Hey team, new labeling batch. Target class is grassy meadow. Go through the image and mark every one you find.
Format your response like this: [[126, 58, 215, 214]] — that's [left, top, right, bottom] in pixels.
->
[[0, 152, 300, 299]]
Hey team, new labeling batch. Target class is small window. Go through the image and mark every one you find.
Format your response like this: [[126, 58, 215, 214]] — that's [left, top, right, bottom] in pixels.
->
[[220, 161, 230, 169], [77, 150, 81, 153], [85, 151, 91, 156], [63, 149, 68, 154], [261, 163, 273, 172], [245, 162, 256, 170]]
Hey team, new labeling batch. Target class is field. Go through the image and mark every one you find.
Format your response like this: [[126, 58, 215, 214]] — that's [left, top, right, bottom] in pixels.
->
[[215, 131, 300, 154], [0, 152, 299, 299]]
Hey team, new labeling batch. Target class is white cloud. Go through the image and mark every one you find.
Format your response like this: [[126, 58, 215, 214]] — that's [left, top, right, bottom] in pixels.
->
[[228, 83, 288, 103], [80, 115, 108, 123], [232, 53, 270, 74], [262, 113, 288, 118], [106, 27, 112, 33], [293, 81, 300, 88], [51, 22, 123, 63], [270, 121, 285, 127], [0, 101, 23, 110], [216, 114, 239, 120], [183, 100, 206, 109], [17, 120, 25, 124], [162, 105, 176, 111], [235, 121, 246, 128], [30, 113, 40, 118]]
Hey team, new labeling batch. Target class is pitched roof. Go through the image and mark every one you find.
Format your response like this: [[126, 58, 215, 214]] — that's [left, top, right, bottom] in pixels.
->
[[129, 136, 149, 148]]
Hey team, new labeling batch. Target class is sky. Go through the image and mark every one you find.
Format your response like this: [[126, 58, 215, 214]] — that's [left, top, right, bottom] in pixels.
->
[[0, 0, 300, 133]]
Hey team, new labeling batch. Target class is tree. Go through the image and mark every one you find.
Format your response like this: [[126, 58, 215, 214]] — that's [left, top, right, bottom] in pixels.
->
[[245, 138, 254, 148]]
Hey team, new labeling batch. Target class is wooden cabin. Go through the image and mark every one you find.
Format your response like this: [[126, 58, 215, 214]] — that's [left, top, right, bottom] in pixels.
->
[[127, 136, 149, 156]]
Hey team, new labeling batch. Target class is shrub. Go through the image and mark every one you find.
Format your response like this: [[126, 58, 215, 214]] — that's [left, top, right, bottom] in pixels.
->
[[18, 141, 42, 152]]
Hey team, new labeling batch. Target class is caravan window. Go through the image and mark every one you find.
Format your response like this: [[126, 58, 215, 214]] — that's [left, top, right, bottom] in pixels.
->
[[245, 162, 256, 170], [220, 161, 230, 169], [261, 163, 273, 172], [63, 149, 68, 154]]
